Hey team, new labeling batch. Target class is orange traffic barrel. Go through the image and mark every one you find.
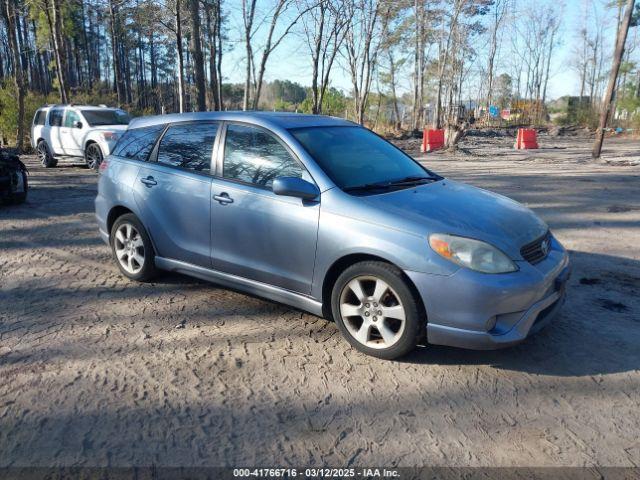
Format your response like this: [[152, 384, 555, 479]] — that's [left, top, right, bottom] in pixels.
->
[[514, 128, 538, 149], [421, 128, 445, 152]]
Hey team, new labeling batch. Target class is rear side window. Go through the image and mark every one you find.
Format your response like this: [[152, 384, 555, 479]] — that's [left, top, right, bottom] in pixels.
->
[[49, 109, 63, 127], [112, 125, 165, 161], [156, 123, 218, 173], [223, 124, 303, 188], [33, 110, 47, 126]]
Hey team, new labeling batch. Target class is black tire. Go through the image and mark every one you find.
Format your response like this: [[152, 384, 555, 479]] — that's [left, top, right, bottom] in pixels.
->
[[331, 261, 425, 360], [8, 171, 28, 204], [36, 140, 57, 168], [110, 213, 158, 282], [85, 142, 103, 171]]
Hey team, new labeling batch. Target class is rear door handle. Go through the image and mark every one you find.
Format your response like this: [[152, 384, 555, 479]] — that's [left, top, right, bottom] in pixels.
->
[[140, 176, 157, 187], [213, 192, 233, 204]]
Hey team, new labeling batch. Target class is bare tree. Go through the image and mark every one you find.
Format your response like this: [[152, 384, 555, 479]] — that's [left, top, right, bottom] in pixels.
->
[[241, 0, 313, 110], [485, 0, 509, 114], [593, 0, 636, 158], [301, 0, 348, 114], [343, 0, 392, 125]]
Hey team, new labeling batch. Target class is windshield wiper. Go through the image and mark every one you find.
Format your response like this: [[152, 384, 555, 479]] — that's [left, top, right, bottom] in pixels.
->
[[386, 175, 439, 186], [343, 181, 392, 192], [343, 175, 439, 193]]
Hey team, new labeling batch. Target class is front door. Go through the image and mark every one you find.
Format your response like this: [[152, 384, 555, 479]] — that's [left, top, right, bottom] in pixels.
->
[[210, 123, 320, 295], [132, 122, 220, 267], [62, 109, 84, 156]]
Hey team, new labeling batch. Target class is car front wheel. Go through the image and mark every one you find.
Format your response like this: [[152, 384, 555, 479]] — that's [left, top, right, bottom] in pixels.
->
[[85, 143, 103, 171], [110, 213, 158, 282], [331, 261, 425, 360]]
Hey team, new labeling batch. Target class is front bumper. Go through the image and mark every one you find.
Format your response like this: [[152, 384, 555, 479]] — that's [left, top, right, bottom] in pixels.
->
[[406, 238, 570, 350]]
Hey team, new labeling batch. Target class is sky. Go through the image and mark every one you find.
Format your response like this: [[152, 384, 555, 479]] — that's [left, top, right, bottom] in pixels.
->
[[216, 0, 634, 101]]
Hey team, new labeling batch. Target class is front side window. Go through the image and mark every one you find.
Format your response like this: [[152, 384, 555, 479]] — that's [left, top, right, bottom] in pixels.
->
[[49, 109, 64, 127], [223, 124, 303, 188], [156, 123, 218, 173], [112, 125, 165, 161], [33, 110, 46, 126], [82, 109, 131, 126], [64, 110, 80, 128], [289, 126, 435, 190]]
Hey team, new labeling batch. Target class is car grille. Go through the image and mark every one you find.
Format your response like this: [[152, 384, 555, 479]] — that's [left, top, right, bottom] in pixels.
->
[[520, 231, 551, 264]]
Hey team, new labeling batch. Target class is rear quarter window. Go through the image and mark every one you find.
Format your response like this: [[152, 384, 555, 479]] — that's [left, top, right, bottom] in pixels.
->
[[112, 125, 165, 161], [33, 110, 47, 126], [49, 109, 63, 127]]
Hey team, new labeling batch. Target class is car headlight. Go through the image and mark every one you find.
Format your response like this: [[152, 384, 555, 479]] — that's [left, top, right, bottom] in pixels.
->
[[429, 233, 518, 274], [101, 132, 119, 141]]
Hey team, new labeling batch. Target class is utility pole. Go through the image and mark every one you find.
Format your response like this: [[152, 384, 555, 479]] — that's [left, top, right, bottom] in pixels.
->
[[592, 0, 636, 159]]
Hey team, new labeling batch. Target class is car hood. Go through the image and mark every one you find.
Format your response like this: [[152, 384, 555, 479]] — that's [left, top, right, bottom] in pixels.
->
[[90, 125, 129, 132], [361, 179, 548, 259]]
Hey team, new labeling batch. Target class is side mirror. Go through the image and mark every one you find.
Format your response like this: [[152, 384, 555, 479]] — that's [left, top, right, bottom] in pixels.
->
[[272, 177, 319, 200], [73, 121, 83, 129]]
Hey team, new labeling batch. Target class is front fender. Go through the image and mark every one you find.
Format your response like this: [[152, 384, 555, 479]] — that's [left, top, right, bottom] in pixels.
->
[[310, 208, 458, 301]]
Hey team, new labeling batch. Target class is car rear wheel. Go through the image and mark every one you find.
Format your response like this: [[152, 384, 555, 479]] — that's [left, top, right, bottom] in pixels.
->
[[85, 143, 103, 171], [111, 213, 158, 282], [331, 261, 424, 360], [37, 140, 57, 168]]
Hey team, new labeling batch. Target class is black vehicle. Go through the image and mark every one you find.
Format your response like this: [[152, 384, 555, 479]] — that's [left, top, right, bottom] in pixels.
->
[[0, 148, 28, 205]]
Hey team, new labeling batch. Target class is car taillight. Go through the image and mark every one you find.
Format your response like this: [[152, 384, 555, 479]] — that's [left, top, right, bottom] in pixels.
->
[[99, 159, 109, 172]]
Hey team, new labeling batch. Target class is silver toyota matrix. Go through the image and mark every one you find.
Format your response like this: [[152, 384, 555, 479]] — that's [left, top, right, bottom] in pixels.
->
[[95, 112, 570, 359]]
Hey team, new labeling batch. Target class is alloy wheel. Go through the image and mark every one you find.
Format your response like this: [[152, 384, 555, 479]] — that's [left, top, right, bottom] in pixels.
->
[[37, 142, 49, 166], [86, 144, 103, 170], [339, 275, 406, 349], [114, 223, 145, 274]]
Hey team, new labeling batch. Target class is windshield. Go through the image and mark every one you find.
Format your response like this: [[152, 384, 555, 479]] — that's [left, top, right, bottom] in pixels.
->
[[81, 109, 131, 127], [289, 126, 438, 191]]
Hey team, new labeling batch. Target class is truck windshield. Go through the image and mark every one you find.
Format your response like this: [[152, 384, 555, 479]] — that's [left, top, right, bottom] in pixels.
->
[[289, 126, 439, 191], [82, 110, 131, 126]]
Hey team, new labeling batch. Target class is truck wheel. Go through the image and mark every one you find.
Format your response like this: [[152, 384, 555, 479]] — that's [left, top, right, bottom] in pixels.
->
[[85, 143, 103, 171], [37, 140, 57, 168]]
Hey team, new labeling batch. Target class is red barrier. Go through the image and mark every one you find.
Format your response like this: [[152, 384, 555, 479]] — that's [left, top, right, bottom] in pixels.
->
[[421, 128, 445, 153], [514, 128, 538, 149]]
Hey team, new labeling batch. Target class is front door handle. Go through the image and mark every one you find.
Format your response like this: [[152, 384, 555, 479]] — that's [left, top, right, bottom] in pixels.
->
[[140, 176, 157, 187], [213, 192, 234, 205]]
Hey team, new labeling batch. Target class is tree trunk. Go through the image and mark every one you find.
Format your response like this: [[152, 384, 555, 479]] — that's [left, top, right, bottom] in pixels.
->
[[108, 0, 124, 105], [189, 0, 207, 111], [3, 0, 25, 150], [592, 0, 635, 159], [175, 0, 186, 113], [242, 0, 257, 110], [49, 0, 69, 102]]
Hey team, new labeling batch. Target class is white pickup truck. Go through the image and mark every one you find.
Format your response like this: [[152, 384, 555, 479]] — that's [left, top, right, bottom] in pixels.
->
[[31, 105, 131, 170]]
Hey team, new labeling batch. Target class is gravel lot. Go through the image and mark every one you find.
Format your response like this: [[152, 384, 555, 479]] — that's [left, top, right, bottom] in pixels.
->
[[1, 134, 639, 468]]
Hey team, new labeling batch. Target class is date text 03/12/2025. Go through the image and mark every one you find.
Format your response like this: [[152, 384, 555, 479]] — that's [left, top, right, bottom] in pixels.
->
[[232, 468, 400, 478]]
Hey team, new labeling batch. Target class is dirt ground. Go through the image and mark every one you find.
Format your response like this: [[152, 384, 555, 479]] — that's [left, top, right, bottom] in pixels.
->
[[0, 133, 639, 468]]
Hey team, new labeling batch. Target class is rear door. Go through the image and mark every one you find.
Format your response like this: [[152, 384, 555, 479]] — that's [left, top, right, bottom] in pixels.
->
[[47, 108, 65, 154], [31, 109, 47, 149], [209, 123, 320, 294], [132, 122, 220, 268]]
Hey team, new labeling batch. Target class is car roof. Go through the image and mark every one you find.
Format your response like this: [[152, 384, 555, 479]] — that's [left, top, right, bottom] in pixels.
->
[[37, 105, 122, 111], [127, 111, 356, 130]]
